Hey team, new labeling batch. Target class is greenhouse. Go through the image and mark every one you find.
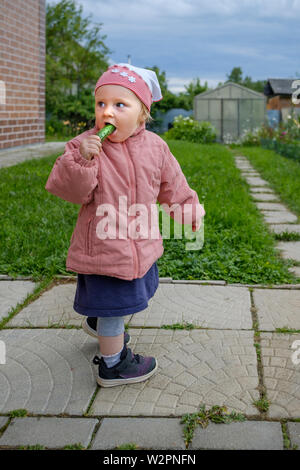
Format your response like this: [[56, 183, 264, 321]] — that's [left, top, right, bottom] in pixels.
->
[[194, 82, 266, 142]]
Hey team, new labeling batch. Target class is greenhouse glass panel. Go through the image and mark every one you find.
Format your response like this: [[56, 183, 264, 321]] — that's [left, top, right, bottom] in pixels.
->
[[209, 100, 221, 120]]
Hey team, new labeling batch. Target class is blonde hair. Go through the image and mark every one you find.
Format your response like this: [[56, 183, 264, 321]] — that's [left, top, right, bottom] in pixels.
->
[[139, 102, 153, 125]]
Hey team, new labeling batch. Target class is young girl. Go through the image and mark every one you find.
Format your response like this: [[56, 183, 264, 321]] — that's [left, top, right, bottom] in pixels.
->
[[45, 63, 205, 388]]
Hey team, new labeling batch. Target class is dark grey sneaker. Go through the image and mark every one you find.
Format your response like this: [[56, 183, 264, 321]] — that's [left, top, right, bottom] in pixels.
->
[[92, 345, 158, 387], [82, 317, 131, 345]]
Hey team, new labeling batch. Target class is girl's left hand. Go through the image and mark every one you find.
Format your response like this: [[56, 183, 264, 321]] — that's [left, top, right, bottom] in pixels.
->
[[192, 221, 201, 232]]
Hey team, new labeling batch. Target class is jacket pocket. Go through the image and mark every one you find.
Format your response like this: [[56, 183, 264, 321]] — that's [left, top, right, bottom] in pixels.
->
[[85, 217, 93, 256]]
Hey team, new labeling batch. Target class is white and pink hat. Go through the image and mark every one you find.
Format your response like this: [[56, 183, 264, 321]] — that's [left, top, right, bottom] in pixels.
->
[[94, 63, 163, 111]]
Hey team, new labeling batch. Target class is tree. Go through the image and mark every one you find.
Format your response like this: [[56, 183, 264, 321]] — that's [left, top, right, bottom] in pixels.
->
[[225, 67, 266, 93], [182, 78, 208, 109], [226, 67, 243, 84], [46, 0, 111, 127], [144, 66, 207, 118], [145, 65, 178, 114], [241, 75, 265, 93]]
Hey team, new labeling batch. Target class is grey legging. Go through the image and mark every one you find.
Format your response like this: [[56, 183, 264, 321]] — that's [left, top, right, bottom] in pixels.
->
[[96, 316, 125, 337]]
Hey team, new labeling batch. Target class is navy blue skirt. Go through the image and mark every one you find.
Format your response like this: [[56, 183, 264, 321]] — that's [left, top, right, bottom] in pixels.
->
[[73, 262, 159, 317]]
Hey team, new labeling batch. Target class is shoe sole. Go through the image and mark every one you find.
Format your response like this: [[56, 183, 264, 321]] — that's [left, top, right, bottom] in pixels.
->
[[81, 318, 131, 345], [81, 318, 98, 338], [96, 360, 158, 387]]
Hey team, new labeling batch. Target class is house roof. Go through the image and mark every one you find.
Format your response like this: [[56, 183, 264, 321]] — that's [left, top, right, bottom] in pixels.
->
[[264, 78, 297, 96]]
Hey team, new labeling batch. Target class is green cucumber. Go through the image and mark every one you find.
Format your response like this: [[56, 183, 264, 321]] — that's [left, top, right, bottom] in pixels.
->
[[97, 124, 116, 141]]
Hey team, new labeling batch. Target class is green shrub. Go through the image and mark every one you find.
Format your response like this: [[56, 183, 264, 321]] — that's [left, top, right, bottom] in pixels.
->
[[238, 128, 261, 146], [260, 138, 300, 162], [46, 118, 91, 139], [163, 115, 216, 143]]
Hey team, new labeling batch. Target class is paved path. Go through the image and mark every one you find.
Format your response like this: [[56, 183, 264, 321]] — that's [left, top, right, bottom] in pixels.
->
[[235, 155, 300, 279], [1, 277, 300, 449], [0, 145, 300, 450], [0, 141, 66, 168]]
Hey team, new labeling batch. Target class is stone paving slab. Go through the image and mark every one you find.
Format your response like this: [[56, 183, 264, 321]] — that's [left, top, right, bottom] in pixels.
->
[[0, 281, 36, 322], [289, 266, 300, 278], [253, 288, 300, 330], [234, 160, 254, 168], [251, 193, 280, 202], [234, 159, 252, 164], [245, 176, 270, 186], [269, 224, 300, 235], [286, 422, 300, 448], [255, 202, 290, 211], [0, 417, 9, 430], [89, 329, 260, 417], [91, 418, 186, 450], [189, 421, 283, 450], [6, 283, 83, 327], [128, 284, 252, 329], [0, 417, 98, 448], [262, 211, 298, 224], [237, 166, 255, 171], [250, 187, 275, 194], [6, 282, 132, 327], [260, 333, 300, 419], [241, 172, 260, 178], [7, 283, 252, 330], [0, 329, 98, 414], [235, 162, 253, 169], [276, 241, 300, 263]]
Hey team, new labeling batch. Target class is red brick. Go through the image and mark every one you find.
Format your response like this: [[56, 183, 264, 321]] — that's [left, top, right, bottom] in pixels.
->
[[1, 0, 45, 148]]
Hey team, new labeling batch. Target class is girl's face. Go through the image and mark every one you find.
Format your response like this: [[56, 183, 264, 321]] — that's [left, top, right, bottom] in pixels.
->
[[95, 85, 144, 142]]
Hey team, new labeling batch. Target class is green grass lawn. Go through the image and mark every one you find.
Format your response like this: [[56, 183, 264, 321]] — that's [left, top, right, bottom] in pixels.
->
[[0, 140, 298, 285]]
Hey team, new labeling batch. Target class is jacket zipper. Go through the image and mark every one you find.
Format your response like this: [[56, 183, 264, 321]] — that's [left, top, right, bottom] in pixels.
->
[[122, 142, 139, 278], [85, 217, 93, 256]]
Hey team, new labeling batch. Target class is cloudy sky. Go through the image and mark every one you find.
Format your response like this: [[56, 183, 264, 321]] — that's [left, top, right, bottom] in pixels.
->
[[47, 0, 300, 93]]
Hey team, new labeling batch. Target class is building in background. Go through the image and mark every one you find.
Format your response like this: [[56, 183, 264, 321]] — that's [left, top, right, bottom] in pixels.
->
[[0, 0, 45, 149], [264, 78, 300, 128], [194, 82, 266, 143]]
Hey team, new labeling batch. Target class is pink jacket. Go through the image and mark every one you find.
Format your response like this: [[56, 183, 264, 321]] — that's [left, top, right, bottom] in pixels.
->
[[45, 124, 205, 280]]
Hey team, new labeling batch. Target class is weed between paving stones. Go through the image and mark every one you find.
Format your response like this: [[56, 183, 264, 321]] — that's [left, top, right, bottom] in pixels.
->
[[0, 276, 53, 330], [253, 397, 270, 413], [18, 444, 46, 450], [249, 291, 271, 416], [115, 443, 139, 450], [8, 409, 28, 418], [16, 443, 85, 450], [161, 322, 196, 330], [280, 422, 298, 450], [275, 327, 300, 334], [180, 404, 246, 448]]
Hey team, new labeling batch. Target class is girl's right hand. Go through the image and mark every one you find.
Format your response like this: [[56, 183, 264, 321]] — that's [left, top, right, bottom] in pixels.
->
[[79, 136, 102, 160]]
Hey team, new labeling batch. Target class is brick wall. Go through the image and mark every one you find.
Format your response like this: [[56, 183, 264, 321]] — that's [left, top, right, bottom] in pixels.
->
[[0, 0, 45, 149]]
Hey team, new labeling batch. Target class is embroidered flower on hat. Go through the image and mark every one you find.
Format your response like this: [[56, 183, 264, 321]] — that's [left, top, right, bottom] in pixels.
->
[[110, 68, 120, 73], [120, 71, 128, 77], [128, 76, 136, 83]]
